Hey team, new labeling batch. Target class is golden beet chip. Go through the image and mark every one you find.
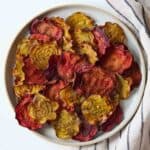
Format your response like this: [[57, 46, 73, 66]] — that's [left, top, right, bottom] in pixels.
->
[[14, 84, 45, 98], [30, 41, 61, 70], [51, 17, 73, 51], [59, 86, 79, 111], [78, 43, 98, 64], [28, 94, 59, 124], [66, 12, 95, 30], [116, 75, 131, 100], [17, 38, 38, 56], [103, 22, 126, 44], [73, 28, 95, 46], [81, 95, 114, 125], [12, 54, 25, 86], [54, 110, 80, 139]]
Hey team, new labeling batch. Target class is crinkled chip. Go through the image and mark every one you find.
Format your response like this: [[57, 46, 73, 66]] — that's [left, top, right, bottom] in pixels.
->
[[54, 110, 80, 139], [15, 95, 42, 130], [30, 41, 61, 70], [23, 57, 47, 85], [30, 33, 50, 43], [73, 28, 95, 46], [12, 54, 25, 86], [30, 18, 63, 41], [75, 67, 116, 97], [14, 84, 45, 98], [66, 12, 95, 30], [93, 26, 110, 56], [57, 52, 80, 81], [78, 43, 98, 64], [116, 75, 131, 100], [51, 17, 73, 51], [101, 105, 123, 132], [73, 121, 98, 141], [103, 22, 126, 44], [46, 80, 66, 100], [100, 45, 133, 74], [16, 38, 38, 56], [28, 94, 59, 124], [59, 86, 79, 111], [123, 62, 141, 88], [81, 95, 114, 125]]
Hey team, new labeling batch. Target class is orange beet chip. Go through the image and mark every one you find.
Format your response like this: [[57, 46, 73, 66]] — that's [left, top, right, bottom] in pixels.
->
[[30, 33, 50, 42], [23, 57, 47, 85], [93, 26, 110, 57], [74, 67, 116, 97], [100, 45, 133, 74], [123, 62, 141, 88], [15, 95, 42, 130]]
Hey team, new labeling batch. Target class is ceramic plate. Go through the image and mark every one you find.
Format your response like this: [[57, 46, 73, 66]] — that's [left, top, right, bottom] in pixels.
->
[[5, 4, 146, 146]]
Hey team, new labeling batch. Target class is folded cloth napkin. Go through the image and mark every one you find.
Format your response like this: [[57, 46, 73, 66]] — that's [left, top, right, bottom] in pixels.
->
[[81, 1, 150, 150]]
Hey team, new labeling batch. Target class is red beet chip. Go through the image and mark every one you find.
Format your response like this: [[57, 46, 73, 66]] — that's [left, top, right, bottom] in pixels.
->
[[101, 105, 123, 132], [23, 57, 47, 85], [15, 95, 42, 130], [30, 18, 63, 41], [73, 121, 98, 141], [30, 33, 50, 42], [75, 67, 116, 97], [46, 80, 66, 100], [123, 62, 141, 88], [57, 52, 80, 81], [93, 26, 110, 57], [100, 44, 133, 74]]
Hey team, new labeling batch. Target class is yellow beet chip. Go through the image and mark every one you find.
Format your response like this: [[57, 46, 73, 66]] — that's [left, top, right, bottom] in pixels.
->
[[66, 12, 95, 30], [117, 75, 131, 100], [28, 94, 59, 124], [81, 95, 114, 125], [103, 22, 126, 44], [54, 110, 80, 139], [79, 43, 98, 64], [14, 84, 45, 98], [73, 28, 95, 46], [12, 54, 25, 86], [30, 41, 61, 70]]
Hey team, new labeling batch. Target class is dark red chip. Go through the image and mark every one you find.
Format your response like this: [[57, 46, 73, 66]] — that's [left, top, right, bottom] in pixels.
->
[[123, 62, 141, 88], [93, 26, 110, 57], [30, 33, 50, 42], [101, 105, 123, 132], [30, 18, 63, 42], [100, 44, 133, 74], [73, 121, 98, 141], [15, 95, 42, 130], [23, 57, 47, 85]]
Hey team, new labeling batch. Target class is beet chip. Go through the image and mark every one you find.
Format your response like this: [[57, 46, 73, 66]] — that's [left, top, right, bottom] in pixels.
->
[[30, 18, 63, 41], [73, 121, 98, 141], [100, 45, 133, 74], [101, 105, 123, 132], [75, 67, 116, 97], [123, 62, 141, 88], [23, 58, 47, 85], [57, 52, 80, 81], [93, 26, 110, 57], [15, 95, 42, 130], [30, 33, 50, 43]]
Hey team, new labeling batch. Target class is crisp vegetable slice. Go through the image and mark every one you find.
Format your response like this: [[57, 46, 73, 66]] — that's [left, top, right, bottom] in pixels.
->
[[30, 41, 61, 70], [100, 45, 133, 74], [54, 110, 80, 139], [28, 94, 59, 124], [81, 95, 114, 125], [103, 22, 126, 44], [14, 84, 45, 98], [15, 95, 42, 130], [66, 12, 95, 30]]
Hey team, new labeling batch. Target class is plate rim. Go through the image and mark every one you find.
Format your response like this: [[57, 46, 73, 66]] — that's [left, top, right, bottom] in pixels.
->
[[4, 3, 147, 146]]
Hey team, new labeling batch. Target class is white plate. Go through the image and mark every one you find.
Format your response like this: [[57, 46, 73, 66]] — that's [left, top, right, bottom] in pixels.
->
[[5, 4, 146, 146]]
